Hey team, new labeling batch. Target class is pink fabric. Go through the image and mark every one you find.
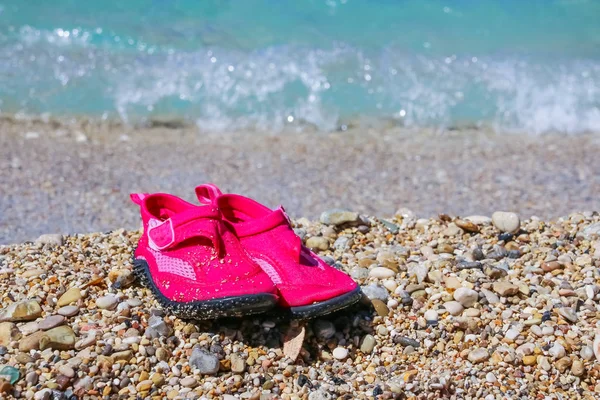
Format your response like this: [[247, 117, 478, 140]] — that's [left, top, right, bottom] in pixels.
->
[[131, 192, 277, 303], [194, 184, 359, 307]]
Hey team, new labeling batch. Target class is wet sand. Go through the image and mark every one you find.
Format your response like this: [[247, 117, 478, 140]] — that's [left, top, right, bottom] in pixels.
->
[[1, 116, 599, 244]]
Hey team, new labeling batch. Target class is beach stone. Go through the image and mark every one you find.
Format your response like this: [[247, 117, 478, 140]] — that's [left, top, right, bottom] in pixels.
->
[[468, 348, 489, 364], [360, 335, 376, 353], [57, 288, 83, 307], [230, 353, 246, 374], [145, 315, 173, 339], [108, 269, 135, 289], [492, 211, 520, 233], [454, 287, 478, 308], [306, 236, 329, 251], [582, 222, 600, 239], [35, 234, 63, 246], [581, 346, 594, 360], [492, 282, 519, 297], [58, 365, 75, 378], [538, 356, 551, 371], [0, 322, 21, 346], [180, 377, 198, 388], [522, 355, 537, 365], [371, 299, 389, 317], [136, 380, 153, 392], [369, 267, 395, 279], [34, 388, 52, 400], [333, 236, 351, 250], [395, 337, 420, 348], [549, 343, 566, 359], [465, 215, 492, 225], [455, 219, 480, 233], [308, 390, 333, 400], [25, 371, 38, 386], [558, 307, 578, 323], [0, 300, 42, 322], [424, 309, 438, 323], [38, 315, 66, 331], [332, 347, 348, 360], [19, 331, 45, 351], [572, 359, 584, 376], [361, 284, 388, 301], [313, 320, 336, 340], [96, 295, 118, 310], [189, 347, 220, 375], [320, 209, 359, 226], [39, 326, 76, 350], [57, 306, 79, 317], [350, 267, 369, 280], [443, 301, 464, 316]]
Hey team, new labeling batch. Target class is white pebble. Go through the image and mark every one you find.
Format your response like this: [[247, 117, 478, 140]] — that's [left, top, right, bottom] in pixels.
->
[[332, 347, 348, 360]]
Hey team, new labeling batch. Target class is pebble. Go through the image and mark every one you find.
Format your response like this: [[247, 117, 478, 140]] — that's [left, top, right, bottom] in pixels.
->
[[96, 295, 118, 310], [361, 284, 388, 301], [443, 301, 464, 316], [0, 300, 42, 322], [0, 322, 20, 346], [57, 288, 83, 307], [35, 234, 64, 246], [455, 219, 480, 233], [369, 267, 395, 279], [492, 281, 519, 297], [468, 348, 489, 364], [57, 306, 79, 317], [145, 315, 173, 339], [180, 377, 198, 388], [39, 326, 76, 350], [453, 287, 478, 308], [360, 335, 376, 353], [491, 211, 520, 233], [313, 320, 336, 340], [371, 299, 389, 317], [332, 347, 348, 360], [424, 309, 438, 323], [230, 353, 246, 373], [189, 347, 220, 375], [38, 315, 66, 331], [320, 209, 359, 226], [549, 343, 566, 359], [306, 236, 329, 251], [558, 307, 578, 323]]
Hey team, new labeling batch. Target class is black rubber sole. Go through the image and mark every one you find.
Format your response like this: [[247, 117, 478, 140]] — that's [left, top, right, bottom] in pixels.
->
[[132, 258, 278, 320], [287, 287, 363, 320]]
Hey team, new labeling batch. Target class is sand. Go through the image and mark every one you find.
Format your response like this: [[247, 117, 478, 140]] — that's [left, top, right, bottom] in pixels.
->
[[1, 116, 599, 245]]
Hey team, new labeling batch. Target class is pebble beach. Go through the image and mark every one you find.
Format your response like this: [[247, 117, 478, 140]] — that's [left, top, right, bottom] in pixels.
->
[[2, 205, 600, 399]]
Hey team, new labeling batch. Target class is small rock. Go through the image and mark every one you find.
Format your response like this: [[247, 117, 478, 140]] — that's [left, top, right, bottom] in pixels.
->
[[320, 209, 359, 226], [57, 288, 83, 307], [468, 348, 489, 364], [582, 222, 600, 240], [25, 371, 38, 386], [189, 347, 220, 375], [549, 343, 566, 359], [443, 301, 464, 316], [57, 306, 79, 317], [522, 355, 537, 365], [35, 234, 63, 246], [180, 377, 198, 388], [108, 269, 135, 289], [360, 335, 376, 353], [350, 267, 369, 280], [306, 236, 329, 251], [361, 284, 388, 301], [455, 219, 480, 233], [136, 380, 153, 392], [369, 267, 395, 279], [145, 315, 173, 339], [0, 300, 42, 322], [541, 261, 563, 272], [57, 365, 75, 378], [39, 326, 76, 350], [572, 359, 584, 376], [332, 347, 348, 360], [313, 320, 336, 340], [492, 282, 519, 297], [454, 287, 478, 308], [0, 322, 21, 346], [96, 295, 118, 310], [558, 307, 578, 323], [581, 346, 594, 360], [371, 299, 389, 317], [424, 309, 438, 323], [395, 337, 420, 348], [19, 331, 45, 351], [230, 353, 246, 374], [492, 211, 520, 233], [38, 315, 66, 331]]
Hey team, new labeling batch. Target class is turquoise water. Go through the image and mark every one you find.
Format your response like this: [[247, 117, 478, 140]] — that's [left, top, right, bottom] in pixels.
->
[[1, 0, 599, 133]]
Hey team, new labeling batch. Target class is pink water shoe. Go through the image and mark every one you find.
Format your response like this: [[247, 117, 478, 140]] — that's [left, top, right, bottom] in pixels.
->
[[130, 192, 278, 319], [195, 184, 361, 319]]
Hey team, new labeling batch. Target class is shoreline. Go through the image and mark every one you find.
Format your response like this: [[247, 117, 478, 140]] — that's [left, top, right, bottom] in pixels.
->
[[1, 116, 600, 244]]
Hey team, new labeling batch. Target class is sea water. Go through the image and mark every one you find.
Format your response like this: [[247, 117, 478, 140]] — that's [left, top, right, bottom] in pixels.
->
[[1, 0, 599, 133]]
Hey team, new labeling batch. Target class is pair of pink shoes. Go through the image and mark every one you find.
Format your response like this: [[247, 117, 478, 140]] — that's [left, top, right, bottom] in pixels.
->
[[130, 184, 361, 320]]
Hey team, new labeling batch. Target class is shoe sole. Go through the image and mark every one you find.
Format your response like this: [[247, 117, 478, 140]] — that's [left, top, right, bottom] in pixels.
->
[[287, 287, 363, 319], [132, 258, 278, 320]]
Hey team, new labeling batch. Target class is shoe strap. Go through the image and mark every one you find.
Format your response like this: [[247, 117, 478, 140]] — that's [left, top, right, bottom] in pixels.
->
[[195, 184, 223, 205], [147, 206, 222, 254]]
